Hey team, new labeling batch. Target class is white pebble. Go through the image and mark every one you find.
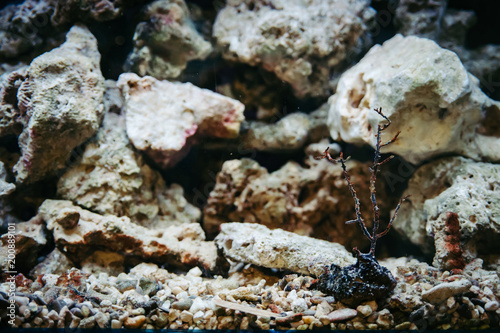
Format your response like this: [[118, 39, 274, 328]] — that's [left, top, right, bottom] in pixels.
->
[[485, 301, 499, 312]]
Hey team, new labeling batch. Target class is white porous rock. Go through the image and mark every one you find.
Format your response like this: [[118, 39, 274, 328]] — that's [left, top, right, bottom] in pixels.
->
[[213, 0, 375, 98], [58, 111, 200, 228], [118, 73, 244, 168], [328, 34, 500, 164], [13, 25, 105, 183], [395, 157, 500, 268], [241, 112, 311, 151], [214, 222, 355, 277]]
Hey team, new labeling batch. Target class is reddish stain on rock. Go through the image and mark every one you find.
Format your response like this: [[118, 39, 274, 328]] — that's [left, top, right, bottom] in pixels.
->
[[443, 212, 465, 271]]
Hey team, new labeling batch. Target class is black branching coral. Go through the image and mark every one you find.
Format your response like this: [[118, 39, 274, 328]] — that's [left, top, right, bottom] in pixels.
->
[[313, 107, 410, 306]]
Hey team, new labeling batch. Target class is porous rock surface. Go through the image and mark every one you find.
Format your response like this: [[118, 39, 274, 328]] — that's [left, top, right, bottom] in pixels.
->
[[328, 34, 500, 164], [0, 216, 47, 273], [11, 25, 104, 183], [213, 0, 375, 98], [124, 0, 212, 79], [204, 155, 390, 250], [395, 157, 500, 269], [0, 161, 15, 197], [57, 111, 200, 228], [214, 222, 355, 277], [394, 0, 448, 40], [0, 66, 28, 136], [38, 199, 226, 274], [117, 73, 244, 168]]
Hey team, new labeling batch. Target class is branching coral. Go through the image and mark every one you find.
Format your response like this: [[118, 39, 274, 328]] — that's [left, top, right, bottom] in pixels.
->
[[313, 107, 409, 305]]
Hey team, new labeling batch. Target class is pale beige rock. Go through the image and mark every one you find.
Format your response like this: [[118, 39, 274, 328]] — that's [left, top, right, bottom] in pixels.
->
[[117, 73, 244, 168], [214, 222, 355, 277], [395, 157, 500, 268], [328, 34, 500, 164], [327, 308, 358, 322], [213, 0, 375, 98], [39, 199, 226, 274], [30, 248, 75, 277], [81, 251, 125, 276], [58, 111, 200, 228], [125, 0, 212, 79], [13, 25, 105, 183]]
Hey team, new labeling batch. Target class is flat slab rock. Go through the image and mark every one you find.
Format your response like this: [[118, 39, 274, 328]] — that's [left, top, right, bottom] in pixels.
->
[[214, 222, 355, 277], [38, 199, 227, 275]]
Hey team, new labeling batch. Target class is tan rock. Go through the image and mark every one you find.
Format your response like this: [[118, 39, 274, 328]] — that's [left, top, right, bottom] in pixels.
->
[[39, 199, 227, 274], [214, 222, 355, 277]]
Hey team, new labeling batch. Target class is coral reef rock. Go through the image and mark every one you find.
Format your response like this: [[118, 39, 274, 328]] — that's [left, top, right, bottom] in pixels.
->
[[328, 34, 500, 164], [11, 25, 105, 183], [0, 65, 27, 136], [241, 112, 311, 151], [30, 248, 75, 277], [124, 0, 212, 79], [394, 0, 448, 40], [395, 157, 500, 269], [315, 251, 397, 306], [39, 199, 226, 275], [214, 222, 355, 277], [0, 0, 55, 60], [0, 161, 15, 197], [204, 156, 390, 250], [0, 216, 47, 273], [118, 73, 244, 168], [58, 111, 200, 228], [213, 0, 375, 98]]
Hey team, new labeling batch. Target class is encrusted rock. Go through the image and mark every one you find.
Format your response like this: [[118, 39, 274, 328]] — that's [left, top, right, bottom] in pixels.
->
[[241, 112, 311, 151], [124, 0, 212, 79], [394, 0, 447, 39], [30, 248, 74, 277], [57, 111, 200, 228], [0, 66, 27, 137], [213, 0, 375, 98], [315, 251, 397, 306], [328, 34, 500, 164], [395, 157, 500, 268], [0, 216, 47, 273], [0, 0, 56, 60], [214, 222, 355, 277], [12, 25, 105, 183], [117, 73, 244, 168], [80, 251, 125, 276], [39, 199, 227, 275], [0, 161, 15, 197], [204, 156, 390, 250]]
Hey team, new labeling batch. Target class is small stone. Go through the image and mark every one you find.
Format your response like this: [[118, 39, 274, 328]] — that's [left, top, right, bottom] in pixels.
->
[[160, 300, 171, 312], [422, 279, 472, 304], [172, 298, 193, 311], [303, 316, 315, 324], [394, 321, 411, 330], [139, 277, 159, 296], [95, 311, 109, 328], [80, 305, 90, 318], [356, 304, 373, 317], [328, 308, 358, 322], [48, 310, 59, 321], [240, 316, 249, 330], [353, 321, 365, 330], [111, 319, 122, 329], [485, 301, 499, 312], [70, 307, 83, 318], [376, 309, 394, 329], [33, 316, 43, 326], [124, 315, 146, 329], [180, 310, 193, 323], [131, 308, 145, 316], [100, 300, 112, 307], [189, 297, 207, 313], [79, 316, 96, 328]]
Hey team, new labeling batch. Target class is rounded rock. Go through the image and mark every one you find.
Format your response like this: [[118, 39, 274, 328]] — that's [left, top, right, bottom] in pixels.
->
[[124, 315, 146, 329]]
